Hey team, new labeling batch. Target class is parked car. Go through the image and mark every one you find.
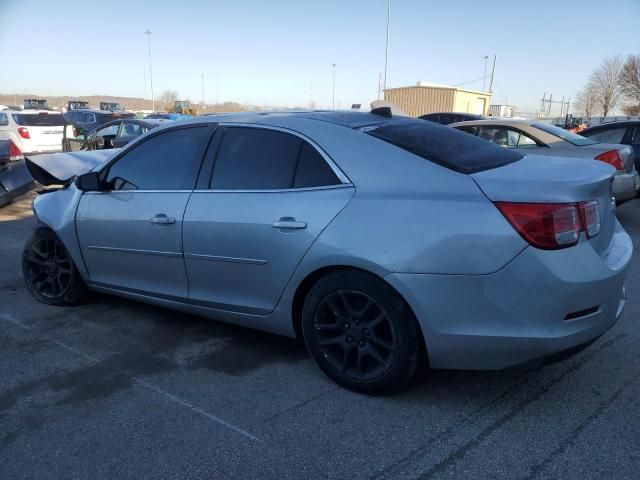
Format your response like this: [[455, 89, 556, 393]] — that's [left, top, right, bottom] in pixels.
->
[[99, 101, 124, 112], [62, 109, 135, 151], [144, 112, 192, 121], [451, 119, 640, 203], [419, 112, 484, 125], [581, 121, 640, 172], [83, 118, 168, 150], [23, 111, 631, 393], [0, 109, 65, 155], [0, 139, 34, 207], [67, 100, 90, 110]]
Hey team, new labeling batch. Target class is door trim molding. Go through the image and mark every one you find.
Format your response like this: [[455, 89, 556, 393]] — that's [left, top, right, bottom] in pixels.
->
[[87, 245, 182, 258], [184, 253, 268, 265]]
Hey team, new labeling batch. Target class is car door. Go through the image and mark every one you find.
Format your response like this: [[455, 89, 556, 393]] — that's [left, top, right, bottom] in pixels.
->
[[76, 125, 213, 298], [630, 125, 640, 170], [183, 125, 355, 315]]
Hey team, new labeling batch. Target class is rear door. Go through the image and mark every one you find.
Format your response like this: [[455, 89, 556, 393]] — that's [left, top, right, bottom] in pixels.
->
[[183, 125, 354, 314], [76, 125, 213, 298]]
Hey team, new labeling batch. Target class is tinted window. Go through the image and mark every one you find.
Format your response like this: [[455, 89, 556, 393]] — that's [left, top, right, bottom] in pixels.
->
[[106, 127, 208, 190], [532, 123, 596, 146], [211, 127, 301, 189], [294, 142, 340, 188], [362, 120, 523, 174], [0, 113, 7, 126], [582, 127, 628, 145], [11, 113, 65, 127]]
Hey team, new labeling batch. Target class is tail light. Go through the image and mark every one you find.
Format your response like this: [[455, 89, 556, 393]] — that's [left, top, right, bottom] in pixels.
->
[[495, 201, 600, 250], [595, 150, 624, 170], [17, 127, 30, 139], [8, 141, 23, 161]]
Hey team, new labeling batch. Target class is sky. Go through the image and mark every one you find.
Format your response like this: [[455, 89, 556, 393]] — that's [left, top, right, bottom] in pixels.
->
[[0, 0, 639, 112]]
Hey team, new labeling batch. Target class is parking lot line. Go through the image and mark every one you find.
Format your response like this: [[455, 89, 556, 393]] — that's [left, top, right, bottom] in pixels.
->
[[0, 312, 261, 443]]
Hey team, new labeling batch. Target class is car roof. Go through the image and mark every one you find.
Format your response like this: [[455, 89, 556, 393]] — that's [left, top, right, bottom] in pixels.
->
[[583, 120, 640, 131], [176, 110, 411, 129], [450, 119, 534, 127], [66, 108, 127, 115]]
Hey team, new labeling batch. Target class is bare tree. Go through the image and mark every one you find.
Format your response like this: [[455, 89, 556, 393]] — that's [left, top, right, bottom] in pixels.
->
[[590, 56, 623, 116], [619, 54, 640, 110], [159, 89, 179, 109], [621, 104, 640, 116], [574, 82, 598, 117]]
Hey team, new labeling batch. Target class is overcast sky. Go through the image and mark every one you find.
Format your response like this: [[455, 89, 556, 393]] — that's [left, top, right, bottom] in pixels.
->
[[1, 0, 638, 112]]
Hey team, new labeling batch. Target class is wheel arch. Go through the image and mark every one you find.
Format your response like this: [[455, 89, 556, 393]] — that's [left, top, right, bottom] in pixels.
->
[[290, 265, 427, 359]]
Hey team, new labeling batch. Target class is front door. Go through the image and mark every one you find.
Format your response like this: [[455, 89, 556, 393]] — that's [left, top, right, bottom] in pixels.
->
[[183, 126, 354, 314], [76, 125, 213, 298]]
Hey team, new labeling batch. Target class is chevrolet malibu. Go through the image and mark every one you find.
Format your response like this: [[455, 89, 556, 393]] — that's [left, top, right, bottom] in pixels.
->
[[22, 111, 632, 393]]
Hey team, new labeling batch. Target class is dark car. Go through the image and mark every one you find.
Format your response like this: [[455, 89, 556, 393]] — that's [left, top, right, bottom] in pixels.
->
[[83, 118, 168, 150], [581, 121, 640, 172], [419, 112, 485, 125], [0, 139, 34, 207], [62, 109, 135, 151]]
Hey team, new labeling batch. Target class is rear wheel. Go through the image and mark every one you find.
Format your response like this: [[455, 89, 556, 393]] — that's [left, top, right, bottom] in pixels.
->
[[22, 229, 89, 306], [302, 270, 422, 394]]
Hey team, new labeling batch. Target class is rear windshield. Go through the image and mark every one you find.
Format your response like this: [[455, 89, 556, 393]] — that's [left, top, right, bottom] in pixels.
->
[[532, 123, 596, 146], [12, 113, 65, 127], [361, 120, 523, 174]]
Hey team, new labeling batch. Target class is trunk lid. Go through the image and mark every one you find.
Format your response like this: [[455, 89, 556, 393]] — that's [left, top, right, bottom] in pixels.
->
[[582, 143, 635, 172], [471, 154, 616, 254]]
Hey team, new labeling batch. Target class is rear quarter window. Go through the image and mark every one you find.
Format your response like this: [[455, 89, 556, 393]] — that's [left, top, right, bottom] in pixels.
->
[[361, 120, 523, 174]]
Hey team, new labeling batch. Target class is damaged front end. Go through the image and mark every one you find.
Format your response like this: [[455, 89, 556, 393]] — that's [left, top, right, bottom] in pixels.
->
[[24, 149, 117, 186]]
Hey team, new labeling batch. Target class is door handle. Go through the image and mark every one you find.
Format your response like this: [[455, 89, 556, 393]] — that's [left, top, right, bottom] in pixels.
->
[[272, 217, 307, 229], [150, 214, 176, 225]]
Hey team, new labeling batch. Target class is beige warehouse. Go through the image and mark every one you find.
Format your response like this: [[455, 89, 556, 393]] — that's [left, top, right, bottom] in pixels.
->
[[383, 82, 493, 117]]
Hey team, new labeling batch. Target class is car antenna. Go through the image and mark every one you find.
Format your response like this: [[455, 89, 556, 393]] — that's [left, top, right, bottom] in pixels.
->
[[371, 106, 392, 118]]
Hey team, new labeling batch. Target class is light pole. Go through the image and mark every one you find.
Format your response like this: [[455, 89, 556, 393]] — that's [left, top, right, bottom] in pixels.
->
[[201, 73, 205, 105], [332, 63, 336, 109], [483, 55, 489, 92], [383, 0, 390, 91], [144, 29, 154, 112]]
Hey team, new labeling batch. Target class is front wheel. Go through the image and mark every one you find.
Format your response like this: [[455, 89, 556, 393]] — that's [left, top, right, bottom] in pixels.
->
[[22, 229, 89, 306], [302, 270, 423, 394]]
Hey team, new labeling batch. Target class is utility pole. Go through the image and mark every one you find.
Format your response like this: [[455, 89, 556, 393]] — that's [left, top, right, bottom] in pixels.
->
[[483, 55, 489, 92], [216, 73, 219, 106], [201, 73, 205, 105], [143, 68, 147, 100], [489, 54, 496, 93], [332, 64, 336, 109], [378, 72, 382, 100], [144, 29, 154, 112], [383, 0, 391, 91]]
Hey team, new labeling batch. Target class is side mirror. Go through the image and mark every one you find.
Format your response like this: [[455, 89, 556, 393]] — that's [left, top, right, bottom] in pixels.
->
[[75, 171, 102, 191]]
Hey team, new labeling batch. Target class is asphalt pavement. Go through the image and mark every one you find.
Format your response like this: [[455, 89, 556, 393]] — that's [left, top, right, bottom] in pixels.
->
[[0, 192, 638, 480]]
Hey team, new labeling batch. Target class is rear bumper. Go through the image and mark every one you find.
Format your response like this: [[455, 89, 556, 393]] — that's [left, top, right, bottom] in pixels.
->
[[385, 221, 632, 370], [612, 170, 639, 203]]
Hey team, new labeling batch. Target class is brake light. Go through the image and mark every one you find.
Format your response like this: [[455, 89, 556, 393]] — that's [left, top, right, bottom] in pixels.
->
[[8, 141, 23, 161], [17, 127, 30, 139], [595, 150, 624, 170], [495, 201, 599, 250], [580, 200, 601, 238]]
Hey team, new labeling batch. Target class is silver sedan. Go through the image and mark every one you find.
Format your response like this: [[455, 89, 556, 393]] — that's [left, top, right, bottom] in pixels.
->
[[450, 119, 640, 203], [23, 111, 632, 393]]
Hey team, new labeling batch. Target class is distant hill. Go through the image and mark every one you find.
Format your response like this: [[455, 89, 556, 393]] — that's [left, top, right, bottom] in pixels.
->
[[0, 93, 283, 113]]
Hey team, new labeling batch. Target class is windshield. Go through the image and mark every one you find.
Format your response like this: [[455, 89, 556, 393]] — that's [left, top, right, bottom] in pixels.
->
[[12, 113, 65, 127], [532, 123, 597, 146], [361, 119, 523, 174]]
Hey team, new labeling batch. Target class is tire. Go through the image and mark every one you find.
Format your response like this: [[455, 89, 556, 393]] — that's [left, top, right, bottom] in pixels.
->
[[302, 270, 423, 394], [22, 228, 90, 306]]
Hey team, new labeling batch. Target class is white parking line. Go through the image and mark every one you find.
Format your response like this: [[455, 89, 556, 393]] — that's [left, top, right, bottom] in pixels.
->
[[0, 313, 260, 443]]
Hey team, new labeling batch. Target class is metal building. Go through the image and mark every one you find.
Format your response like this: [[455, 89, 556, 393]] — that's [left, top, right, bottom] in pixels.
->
[[383, 82, 493, 117], [489, 104, 517, 118]]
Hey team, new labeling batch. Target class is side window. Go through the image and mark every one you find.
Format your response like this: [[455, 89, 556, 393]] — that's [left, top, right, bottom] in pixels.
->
[[97, 123, 119, 137], [584, 127, 627, 144], [632, 126, 640, 146], [120, 123, 143, 137], [210, 127, 301, 189], [0, 113, 7, 126], [293, 142, 340, 188], [106, 127, 208, 191], [517, 133, 539, 148], [455, 126, 476, 135]]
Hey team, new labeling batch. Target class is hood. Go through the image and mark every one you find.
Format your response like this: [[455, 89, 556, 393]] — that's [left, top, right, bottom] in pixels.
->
[[25, 149, 119, 185]]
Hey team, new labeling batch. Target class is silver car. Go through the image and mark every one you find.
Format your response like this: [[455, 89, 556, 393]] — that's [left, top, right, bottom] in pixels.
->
[[23, 111, 632, 393], [450, 119, 640, 203]]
